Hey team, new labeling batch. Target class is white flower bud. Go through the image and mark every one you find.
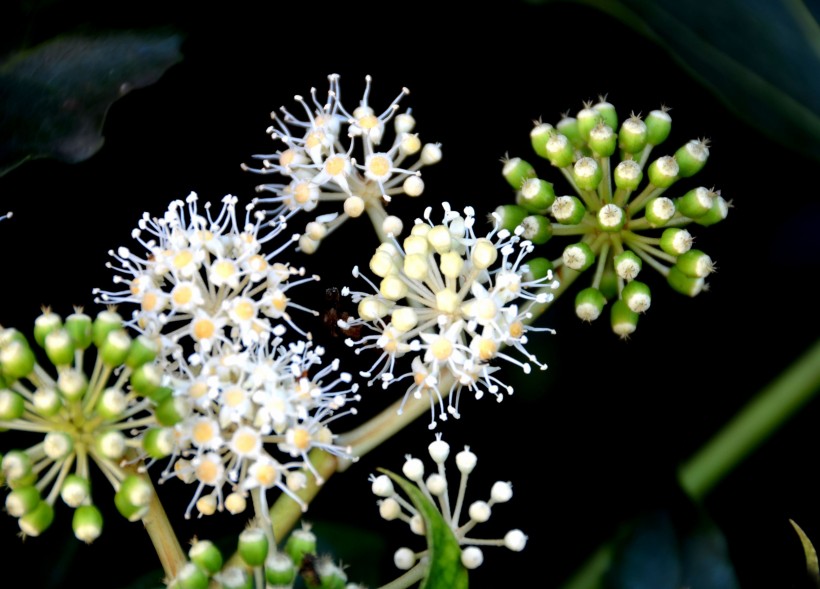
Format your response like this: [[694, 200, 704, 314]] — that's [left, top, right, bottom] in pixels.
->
[[491, 481, 513, 503], [403, 175, 424, 197], [382, 215, 404, 237], [504, 529, 528, 551], [461, 546, 484, 569], [371, 474, 395, 497], [428, 437, 450, 463], [420, 143, 442, 165], [426, 473, 447, 496], [394, 547, 416, 570], [379, 498, 401, 521], [456, 448, 477, 474], [468, 500, 491, 523], [410, 513, 425, 535], [402, 457, 425, 481]]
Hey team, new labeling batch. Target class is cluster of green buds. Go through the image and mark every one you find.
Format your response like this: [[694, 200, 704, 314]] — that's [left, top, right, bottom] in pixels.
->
[[0, 307, 163, 541], [497, 98, 728, 337], [169, 525, 363, 589]]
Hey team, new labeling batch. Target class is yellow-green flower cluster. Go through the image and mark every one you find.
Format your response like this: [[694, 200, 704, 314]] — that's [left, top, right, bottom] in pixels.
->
[[0, 308, 161, 541]]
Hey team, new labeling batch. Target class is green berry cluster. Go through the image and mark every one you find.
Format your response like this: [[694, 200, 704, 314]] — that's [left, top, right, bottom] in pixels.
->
[[497, 98, 729, 337]]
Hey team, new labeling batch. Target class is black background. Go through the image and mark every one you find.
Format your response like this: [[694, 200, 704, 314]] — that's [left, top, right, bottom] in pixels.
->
[[1, 1, 820, 588]]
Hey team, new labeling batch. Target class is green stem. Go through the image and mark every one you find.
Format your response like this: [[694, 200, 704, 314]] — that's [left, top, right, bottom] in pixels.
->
[[377, 562, 427, 589], [678, 335, 820, 501], [561, 336, 820, 589], [140, 470, 186, 580], [268, 449, 338, 543]]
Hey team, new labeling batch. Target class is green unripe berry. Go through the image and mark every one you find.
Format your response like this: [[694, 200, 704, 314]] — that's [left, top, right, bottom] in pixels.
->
[[73, 504, 103, 544], [517, 178, 556, 213], [175, 563, 209, 589], [18, 500, 54, 536], [92, 310, 124, 348], [610, 299, 639, 339], [644, 197, 676, 227], [551, 196, 586, 225], [613, 251, 642, 281], [238, 527, 269, 567], [573, 157, 603, 190], [597, 204, 626, 232], [265, 552, 297, 586], [502, 157, 536, 189], [660, 228, 693, 256], [0, 338, 36, 381], [115, 475, 152, 522], [695, 193, 730, 227], [286, 528, 318, 565], [613, 160, 643, 191], [189, 539, 224, 575], [556, 116, 583, 148], [676, 186, 714, 218], [530, 123, 553, 159], [577, 106, 602, 140], [0, 389, 25, 420], [6, 485, 42, 517], [562, 242, 595, 271], [519, 215, 553, 245], [667, 265, 705, 296], [65, 310, 93, 350], [675, 139, 709, 177], [647, 156, 679, 188], [676, 249, 715, 278], [126, 335, 159, 369], [619, 115, 648, 154], [622, 280, 651, 313], [34, 310, 62, 348], [545, 133, 575, 168], [645, 109, 672, 145], [575, 287, 606, 322], [523, 257, 554, 281], [588, 123, 617, 157]]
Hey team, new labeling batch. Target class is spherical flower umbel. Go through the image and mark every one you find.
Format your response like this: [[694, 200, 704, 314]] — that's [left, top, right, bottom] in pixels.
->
[[241, 73, 443, 253], [372, 434, 527, 573], [499, 99, 728, 338], [152, 338, 360, 519], [341, 203, 558, 429], [0, 308, 161, 541], [93, 192, 319, 367]]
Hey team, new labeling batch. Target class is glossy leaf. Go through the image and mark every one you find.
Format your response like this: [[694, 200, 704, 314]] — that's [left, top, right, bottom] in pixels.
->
[[0, 30, 183, 176], [532, 0, 820, 161], [380, 468, 469, 589]]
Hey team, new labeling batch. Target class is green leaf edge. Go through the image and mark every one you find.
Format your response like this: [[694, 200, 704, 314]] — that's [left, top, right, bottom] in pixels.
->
[[379, 468, 469, 589], [790, 519, 820, 586]]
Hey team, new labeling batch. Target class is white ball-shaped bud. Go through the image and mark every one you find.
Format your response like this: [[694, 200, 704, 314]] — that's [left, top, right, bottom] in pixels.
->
[[344, 196, 365, 218], [403, 457, 425, 481], [428, 437, 450, 463], [403, 175, 424, 197], [410, 513, 426, 535], [491, 481, 513, 503], [455, 448, 477, 474], [378, 498, 401, 521], [298, 234, 320, 254], [426, 473, 447, 496], [225, 492, 247, 514], [420, 143, 442, 165], [371, 474, 394, 497], [394, 547, 416, 570], [382, 215, 404, 237], [504, 529, 528, 551], [461, 546, 484, 569], [468, 500, 491, 523]]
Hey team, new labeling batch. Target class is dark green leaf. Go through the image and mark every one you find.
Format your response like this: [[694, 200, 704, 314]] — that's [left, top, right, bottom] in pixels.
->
[[0, 30, 183, 176], [535, 0, 820, 161], [380, 468, 469, 589]]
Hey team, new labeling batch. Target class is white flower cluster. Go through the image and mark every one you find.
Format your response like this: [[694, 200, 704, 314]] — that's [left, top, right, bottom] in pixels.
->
[[241, 73, 443, 253], [94, 192, 318, 367], [371, 434, 527, 572], [341, 203, 558, 428], [155, 339, 360, 519]]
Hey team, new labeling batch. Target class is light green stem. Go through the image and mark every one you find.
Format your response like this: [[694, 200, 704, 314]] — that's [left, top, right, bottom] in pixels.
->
[[377, 562, 427, 589], [678, 335, 820, 501], [561, 335, 820, 589], [268, 449, 339, 543], [140, 470, 186, 580]]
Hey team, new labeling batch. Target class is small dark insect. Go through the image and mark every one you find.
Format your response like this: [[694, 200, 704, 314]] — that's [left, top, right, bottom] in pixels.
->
[[322, 287, 361, 339], [299, 552, 321, 587]]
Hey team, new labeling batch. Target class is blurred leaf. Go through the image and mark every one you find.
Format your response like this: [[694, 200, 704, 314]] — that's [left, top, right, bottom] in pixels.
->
[[790, 519, 820, 587], [536, 0, 820, 161], [309, 520, 388, 588], [380, 468, 469, 589], [605, 508, 740, 589], [0, 29, 183, 176]]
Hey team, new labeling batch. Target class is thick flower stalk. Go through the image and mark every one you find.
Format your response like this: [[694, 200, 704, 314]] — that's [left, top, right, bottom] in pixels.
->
[[340, 202, 557, 429], [93, 192, 319, 369], [241, 73, 443, 252], [0, 308, 160, 542], [371, 434, 527, 574], [148, 338, 360, 520], [498, 99, 728, 337]]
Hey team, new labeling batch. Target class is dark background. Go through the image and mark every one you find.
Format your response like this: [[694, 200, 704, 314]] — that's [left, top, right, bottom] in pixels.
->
[[1, 1, 820, 588]]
